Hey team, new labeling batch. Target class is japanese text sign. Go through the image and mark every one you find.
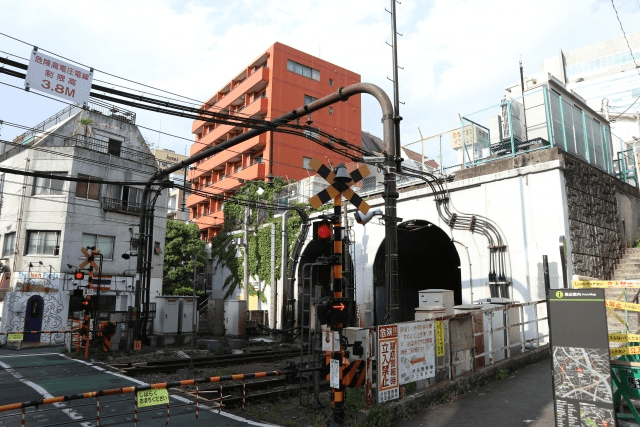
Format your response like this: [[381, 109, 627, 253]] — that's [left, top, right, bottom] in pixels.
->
[[7, 333, 23, 342], [378, 324, 399, 403], [25, 50, 93, 105], [137, 389, 169, 408], [435, 321, 445, 357], [398, 321, 435, 384]]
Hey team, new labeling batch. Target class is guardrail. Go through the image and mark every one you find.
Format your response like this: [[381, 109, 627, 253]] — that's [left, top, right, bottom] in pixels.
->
[[0, 368, 293, 426]]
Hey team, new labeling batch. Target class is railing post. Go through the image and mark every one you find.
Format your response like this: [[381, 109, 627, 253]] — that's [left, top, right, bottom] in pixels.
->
[[558, 94, 568, 150], [488, 311, 494, 365], [602, 125, 611, 174], [621, 137, 627, 182], [543, 86, 554, 147], [534, 302, 540, 349], [461, 117, 467, 168], [507, 99, 515, 157], [505, 307, 511, 360], [519, 305, 525, 354], [582, 110, 591, 164]]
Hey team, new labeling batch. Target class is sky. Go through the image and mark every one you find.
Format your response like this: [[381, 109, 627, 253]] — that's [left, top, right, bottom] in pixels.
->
[[1, 0, 639, 166]]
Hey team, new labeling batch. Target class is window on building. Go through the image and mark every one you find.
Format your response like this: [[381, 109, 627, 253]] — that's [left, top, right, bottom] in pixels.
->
[[251, 154, 263, 165], [287, 60, 320, 81], [2, 232, 15, 257], [0, 173, 4, 216], [81, 233, 115, 260], [169, 195, 177, 210], [108, 139, 122, 157], [304, 95, 318, 105], [33, 172, 66, 196], [26, 231, 60, 256], [76, 174, 100, 200], [329, 107, 334, 115], [302, 156, 313, 170], [154, 241, 162, 255], [329, 78, 334, 86]]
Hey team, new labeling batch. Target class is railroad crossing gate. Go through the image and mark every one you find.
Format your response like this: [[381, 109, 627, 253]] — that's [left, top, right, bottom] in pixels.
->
[[307, 158, 371, 214], [79, 247, 101, 289]]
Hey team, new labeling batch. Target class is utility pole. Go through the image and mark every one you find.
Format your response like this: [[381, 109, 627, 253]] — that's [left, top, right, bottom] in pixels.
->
[[243, 205, 249, 300], [281, 210, 289, 329], [270, 222, 276, 328], [190, 252, 197, 370]]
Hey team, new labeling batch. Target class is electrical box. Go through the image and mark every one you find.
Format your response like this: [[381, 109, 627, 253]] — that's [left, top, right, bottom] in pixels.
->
[[343, 327, 368, 361], [153, 296, 180, 334], [178, 297, 198, 334], [207, 299, 225, 336], [475, 299, 521, 364], [418, 289, 454, 315], [225, 300, 247, 336]]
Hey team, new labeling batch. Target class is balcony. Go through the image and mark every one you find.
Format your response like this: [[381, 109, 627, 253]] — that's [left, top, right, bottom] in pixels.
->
[[186, 162, 265, 208], [190, 133, 267, 180], [101, 197, 145, 216], [193, 214, 224, 230], [192, 67, 270, 134], [64, 136, 156, 166]]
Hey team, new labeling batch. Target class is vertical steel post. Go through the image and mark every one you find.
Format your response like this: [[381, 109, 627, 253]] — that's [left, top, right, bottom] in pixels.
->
[[243, 206, 249, 300], [558, 94, 567, 150], [582, 110, 591, 164], [543, 86, 554, 147], [507, 99, 515, 156], [190, 253, 197, 370], [330, 193, 345, 426], [390, 0, 402, 173]]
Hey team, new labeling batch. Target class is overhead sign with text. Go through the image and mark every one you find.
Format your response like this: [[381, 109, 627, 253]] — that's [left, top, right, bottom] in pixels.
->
[[25, 50, 93, 105]]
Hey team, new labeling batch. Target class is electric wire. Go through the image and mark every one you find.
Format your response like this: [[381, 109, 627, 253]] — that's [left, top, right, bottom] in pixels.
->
[[608, 0, 640, 120]]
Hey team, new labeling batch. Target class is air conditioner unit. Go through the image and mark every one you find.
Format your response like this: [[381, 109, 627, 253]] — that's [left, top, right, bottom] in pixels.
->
[[500, 98, 525, 142]]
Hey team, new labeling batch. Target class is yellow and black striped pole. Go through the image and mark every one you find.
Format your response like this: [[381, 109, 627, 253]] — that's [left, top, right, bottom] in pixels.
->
[[331, 193, 346, 426]]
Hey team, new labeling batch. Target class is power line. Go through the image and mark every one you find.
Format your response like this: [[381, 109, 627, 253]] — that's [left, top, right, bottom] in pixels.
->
[[609, 0, 640, 120]]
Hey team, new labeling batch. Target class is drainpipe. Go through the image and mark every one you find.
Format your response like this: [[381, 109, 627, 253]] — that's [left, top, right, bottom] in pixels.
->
[[452, 240, 473, 304]]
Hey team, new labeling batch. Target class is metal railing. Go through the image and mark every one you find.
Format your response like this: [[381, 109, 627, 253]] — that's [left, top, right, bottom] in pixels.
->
[[101, 197, 146, 216], [12, 99, 136, 144], [63, 135, 156, 166]]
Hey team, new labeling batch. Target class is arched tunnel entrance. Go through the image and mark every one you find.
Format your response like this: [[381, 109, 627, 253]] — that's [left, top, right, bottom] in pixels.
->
[[373, 220, 461, 324]]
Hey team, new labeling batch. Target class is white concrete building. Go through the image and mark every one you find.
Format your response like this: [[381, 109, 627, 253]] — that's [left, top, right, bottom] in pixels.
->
[[154, 149, 190, 222], [0, 102, 167, 344]]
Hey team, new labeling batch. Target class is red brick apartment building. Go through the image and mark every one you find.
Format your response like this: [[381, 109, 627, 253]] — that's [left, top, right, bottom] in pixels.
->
[[187, 42, 361, 240]]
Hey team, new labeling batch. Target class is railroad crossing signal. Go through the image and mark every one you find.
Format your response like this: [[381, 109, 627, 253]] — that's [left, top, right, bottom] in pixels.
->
[[79, 247, 101, 290], [307, 158, 371, 214]]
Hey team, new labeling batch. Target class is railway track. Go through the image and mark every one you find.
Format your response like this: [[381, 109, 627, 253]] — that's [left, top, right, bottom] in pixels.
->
[[115, 347, 306, 375]]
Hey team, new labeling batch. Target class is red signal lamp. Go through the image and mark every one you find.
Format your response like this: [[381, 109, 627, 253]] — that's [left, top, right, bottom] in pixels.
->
[[74, 271, 85, 280], [313, 221, 333, 241]]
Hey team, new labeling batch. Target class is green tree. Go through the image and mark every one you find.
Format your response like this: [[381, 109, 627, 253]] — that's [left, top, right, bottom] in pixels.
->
[[163, 220, 207, 295]]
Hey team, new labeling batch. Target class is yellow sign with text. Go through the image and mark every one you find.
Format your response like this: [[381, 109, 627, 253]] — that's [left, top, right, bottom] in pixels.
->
[[7, 333, 23, 342], [610, 346, 640, 357], [435, 321, 445, 357], [573, 280, 640, 289], [605, 300, 640, 312], [608, 333, 640, 343], [137, 389, 169, 408]]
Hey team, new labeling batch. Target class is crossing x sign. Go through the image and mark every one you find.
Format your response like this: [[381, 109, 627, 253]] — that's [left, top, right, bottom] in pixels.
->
[[79, 247, 99, 271], [308, 158, 371, 214]]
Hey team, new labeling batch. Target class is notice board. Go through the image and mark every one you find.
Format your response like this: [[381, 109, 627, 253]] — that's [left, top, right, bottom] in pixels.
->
[[548, 288, 617, 427]]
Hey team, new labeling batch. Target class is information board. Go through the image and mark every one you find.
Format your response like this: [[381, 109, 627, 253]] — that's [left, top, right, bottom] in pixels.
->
[[435, 321, 445, 357], [377, 324, 399, 403], [25, 50, 93, 105], [137, 389, 169, 407], [548, 289, 617, 427], [398, 321, 435, 384], [7, 333, 23, 342]]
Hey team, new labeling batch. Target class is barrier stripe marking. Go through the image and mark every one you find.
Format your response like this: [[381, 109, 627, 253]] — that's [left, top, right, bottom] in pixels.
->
[[573, 280, 640, 288], [610, 346, 640, 356], [609, 333, 640, 342], [605, 300, 640, 312]]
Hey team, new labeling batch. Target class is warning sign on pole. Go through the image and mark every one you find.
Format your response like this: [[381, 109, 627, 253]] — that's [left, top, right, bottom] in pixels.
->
[[377, 324, 399, 403], [398, 321, 435, 384], [25, 50, 93, 105]]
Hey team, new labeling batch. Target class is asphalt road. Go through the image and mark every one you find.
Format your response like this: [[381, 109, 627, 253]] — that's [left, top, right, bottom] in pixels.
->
[[392, 357, 555, 427], [0, 347, 275, 427]]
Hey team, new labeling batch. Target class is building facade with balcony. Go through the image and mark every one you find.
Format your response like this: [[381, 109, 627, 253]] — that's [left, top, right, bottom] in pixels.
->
[[0, 103, 167, 344], [154, 149, 190, 222], [187, 42, 361, 240]]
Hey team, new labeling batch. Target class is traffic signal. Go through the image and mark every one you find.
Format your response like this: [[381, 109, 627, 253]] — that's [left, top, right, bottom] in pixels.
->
[[81, 295, 93, 314], [313, 220, 333, 241], [74, 271, 85, 280], [313, 264, 332, 294], [317, 298, 355, 326]]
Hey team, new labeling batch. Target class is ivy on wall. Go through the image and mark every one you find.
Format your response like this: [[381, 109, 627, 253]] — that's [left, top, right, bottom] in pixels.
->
[[208, 178, 303, 301]]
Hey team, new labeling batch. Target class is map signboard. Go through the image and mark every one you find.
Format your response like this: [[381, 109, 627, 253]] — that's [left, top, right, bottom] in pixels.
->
[[377, 324, 399, 403], [398, 320, 435, 384], [548, 289, 617, 427]]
